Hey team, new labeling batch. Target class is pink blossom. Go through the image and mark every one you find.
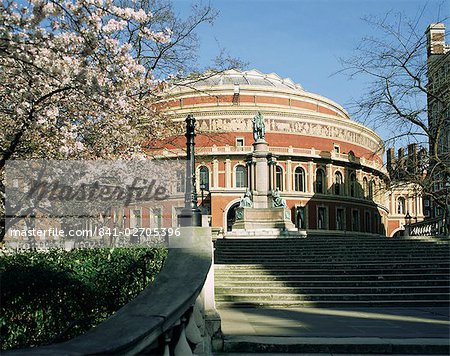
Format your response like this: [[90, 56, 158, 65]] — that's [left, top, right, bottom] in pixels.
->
[[102, 19, 127, 33]]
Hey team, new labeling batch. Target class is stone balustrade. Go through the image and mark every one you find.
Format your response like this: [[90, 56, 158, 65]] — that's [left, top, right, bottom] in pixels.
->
[[407, 217, 448, 237], [5, 227, 220, 356], [154, 145, 385, 171]]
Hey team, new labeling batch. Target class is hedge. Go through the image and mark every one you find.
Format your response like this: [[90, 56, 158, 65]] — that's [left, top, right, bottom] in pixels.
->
[[0, 247, 168, 350]]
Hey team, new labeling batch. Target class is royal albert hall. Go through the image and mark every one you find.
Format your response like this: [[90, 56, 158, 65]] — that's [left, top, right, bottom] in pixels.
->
[[149, 69, 423, 237]]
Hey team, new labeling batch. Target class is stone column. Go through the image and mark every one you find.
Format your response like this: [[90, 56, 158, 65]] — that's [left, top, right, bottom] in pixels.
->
[[286, 159, 292, 191], [268, 160, 273, 191], [246, 158, 252, 190], [252, 140, 270, 208], [308, 162, 314, 193], [357, 170, 363, 198], [390, 193, 395, 214], [418, 195, 423, 216], [344, 169, 349, 196], [326, 163, 332, 194], [212, 159, 218, 188], [251, 162, 256, 191], [270, 157, 277, 190], [225, 159, 231, 188]]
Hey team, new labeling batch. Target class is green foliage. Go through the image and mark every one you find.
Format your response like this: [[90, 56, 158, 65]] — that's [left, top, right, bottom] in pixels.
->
[[0, 247, 167, 350]]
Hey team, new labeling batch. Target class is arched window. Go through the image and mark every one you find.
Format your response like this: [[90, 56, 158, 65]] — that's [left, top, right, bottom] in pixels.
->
[[199, 166, 209, 190], [235, 165, 247, 188], [176, 170, 185, 193], [294, 167, 305, 192], [397, 197, 406, 214], [275, 165, 283, 190], [350, 173, 357, 197], [334, 171, 343, 195], [363, 177, 368, 199], [315, 168, 325, 194], [369, 180, 374, 199]]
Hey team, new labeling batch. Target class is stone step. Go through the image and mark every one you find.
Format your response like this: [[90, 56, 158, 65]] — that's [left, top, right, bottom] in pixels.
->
[[215, 272, 450, 280], [215, 238, 450, 244], [214, 262, 449, 269], [215, 268, 449, 274], [215, 247, 450, 253], [215, 292, 450, 302], [215, 286, 450, 295], [216, 246, 450, 251], [215, 261, 449, 266], [214, 237, 450, 309], [215, 239, 449, 243], [215, 262, 449, 268], [216, 248, 450, 253], [216, 257, 447, 262], [215, 246, 450, 252], [216, 250, 450, 255], [216, 273, 450, 282], [215, 260, 449, 266], [217, 279, 450, 287], [215, 249, 449, 255], [215, 245, 450, 250], [215, 257, 446, 266], [221, 336, 450, 354], [216, 253, 450, 259], [217, 299, 450, 308]]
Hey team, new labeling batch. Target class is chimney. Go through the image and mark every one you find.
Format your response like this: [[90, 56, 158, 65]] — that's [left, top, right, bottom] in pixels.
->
[[407, 143, 418, 173], [386, 147, 395, 172], [426, 23, 446, 56], [418, 148, 427, 171], [397, 147, 406, 176], [397, 147, 404, 162]]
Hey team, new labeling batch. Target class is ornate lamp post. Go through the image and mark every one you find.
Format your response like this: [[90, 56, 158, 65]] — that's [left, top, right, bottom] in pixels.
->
[[200, 183, 206, 205], [443, 182, 450, 236], [179, 115, 202, 227], [405, 212, 412, 225], [404, 212, 412, 236]]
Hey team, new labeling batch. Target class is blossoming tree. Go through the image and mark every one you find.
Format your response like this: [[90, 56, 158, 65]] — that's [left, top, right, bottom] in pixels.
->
[[0, 0, 235, 240], [0, 0, 220, 163]]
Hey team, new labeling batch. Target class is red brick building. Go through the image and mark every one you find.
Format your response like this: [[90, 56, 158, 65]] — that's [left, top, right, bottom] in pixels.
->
[[144, 69, 423, 237]]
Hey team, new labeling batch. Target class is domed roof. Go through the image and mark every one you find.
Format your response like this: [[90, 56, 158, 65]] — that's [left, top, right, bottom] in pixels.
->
[[189, 69, 304, 91]]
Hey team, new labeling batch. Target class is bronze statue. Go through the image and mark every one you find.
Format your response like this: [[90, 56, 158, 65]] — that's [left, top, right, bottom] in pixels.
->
[[239, 190, 253, 208], [272, 189, 287, 208], [252, 112, 265, 141]]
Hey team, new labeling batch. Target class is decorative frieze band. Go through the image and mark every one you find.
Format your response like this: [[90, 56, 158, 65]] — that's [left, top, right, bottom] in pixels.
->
[[176, 112, 381, 151]]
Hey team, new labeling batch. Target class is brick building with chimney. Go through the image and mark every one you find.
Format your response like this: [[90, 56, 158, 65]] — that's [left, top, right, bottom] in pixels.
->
[[425, 23, 450, 220]]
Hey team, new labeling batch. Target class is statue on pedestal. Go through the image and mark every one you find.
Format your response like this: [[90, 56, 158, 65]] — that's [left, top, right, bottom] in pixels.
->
[[239, 190, 253, 208], [252, 112, 265, 141], [272, 189, 287, 208]]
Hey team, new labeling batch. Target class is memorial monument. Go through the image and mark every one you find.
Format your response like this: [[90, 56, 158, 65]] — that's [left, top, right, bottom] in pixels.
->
[[229, 112, 299, 237]]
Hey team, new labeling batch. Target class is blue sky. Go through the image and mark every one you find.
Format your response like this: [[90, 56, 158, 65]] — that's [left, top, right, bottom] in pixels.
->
[[173, 0, 449, 140]]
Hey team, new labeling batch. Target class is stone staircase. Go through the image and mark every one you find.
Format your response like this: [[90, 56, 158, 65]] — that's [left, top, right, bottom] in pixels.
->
[[214, 236, 450, 308]]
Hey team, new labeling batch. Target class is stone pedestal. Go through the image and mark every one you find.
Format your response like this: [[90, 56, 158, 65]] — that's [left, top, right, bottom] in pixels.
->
[[251, 139, 271, 208], [227, 131, 303, 238], [233, 207, 296, 231]]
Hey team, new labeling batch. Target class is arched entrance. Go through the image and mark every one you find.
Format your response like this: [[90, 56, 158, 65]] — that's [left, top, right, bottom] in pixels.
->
[[391, 228, 405, 238], [226, 202, 240, 231]]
